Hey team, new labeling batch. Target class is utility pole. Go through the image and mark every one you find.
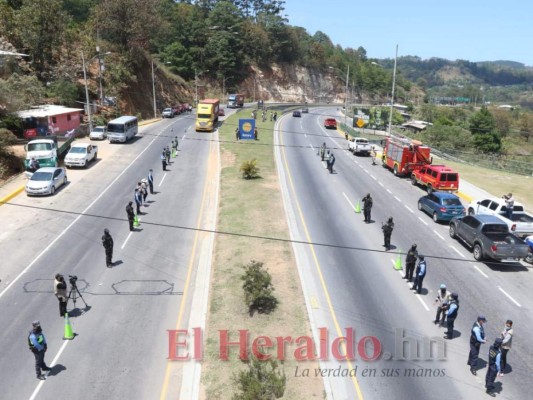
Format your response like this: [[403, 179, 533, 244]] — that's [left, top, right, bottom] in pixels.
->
[[388, 44, 398, 137], [195, 69, 198, 106], [81, 51, 92, 133], [344, 65, 349, 126], [151, 60, 157, 118]]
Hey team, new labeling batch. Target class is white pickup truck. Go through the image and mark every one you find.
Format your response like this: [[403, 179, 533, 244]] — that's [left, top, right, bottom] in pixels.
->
[[349, 137, 372, 156], [467, 197, 533, 238], [64, 143, 98, 168]]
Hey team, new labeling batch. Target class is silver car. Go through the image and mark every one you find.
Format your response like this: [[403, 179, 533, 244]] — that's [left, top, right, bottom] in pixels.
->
[[89, 126, 107, 140], [25, 167, 68, 196]]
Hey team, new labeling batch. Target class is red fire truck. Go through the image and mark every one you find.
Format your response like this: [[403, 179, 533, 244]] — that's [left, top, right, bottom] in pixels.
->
[[381, 137, 432, 176]]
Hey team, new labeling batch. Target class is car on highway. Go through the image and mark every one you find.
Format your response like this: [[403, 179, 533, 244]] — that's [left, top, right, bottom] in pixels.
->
[[162, 108, 174, 118], [25, 167, 67, 196], [301, 107, 309, 113], [292, 110, 301, 117], [411, 164, 459, 194], [449, 214, 529, 262], [218, 108, 225, 116], [324, 118, 337, 129], [418, 192, 465, 222], [89, 126, 107, 140]]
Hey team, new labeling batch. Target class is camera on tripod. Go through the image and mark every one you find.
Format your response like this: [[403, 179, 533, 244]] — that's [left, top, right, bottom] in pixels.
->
[[68, 275, 78, 286]]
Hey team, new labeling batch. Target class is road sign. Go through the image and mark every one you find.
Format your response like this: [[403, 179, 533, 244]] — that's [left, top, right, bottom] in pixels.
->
[[356, 118, 366, 128], [239, 119, 255, 140]]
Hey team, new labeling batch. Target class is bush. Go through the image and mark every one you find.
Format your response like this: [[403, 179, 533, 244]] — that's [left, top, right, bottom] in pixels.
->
[[232, 357, 286, 400], [239, 159, 260, 179], [241, 260, 278, 316]]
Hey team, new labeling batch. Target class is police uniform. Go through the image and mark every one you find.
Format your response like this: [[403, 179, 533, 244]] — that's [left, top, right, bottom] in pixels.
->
[[485, 338, 503, 396], [444, 294, 459, 339], [468, 317, 487, 374], [147, 170, 154, 194], [161, 152, 167, 171], [403, 244, 418, 281], [28, 321, 50, 379], [411, 257, 427, 294], [102, 229, 114, 267], [382, 218, 394, 249], [362, 194, 373, 223], [126, 202, 135, 231], [54, 274, 68, 317], [134, 189, 143, 215]]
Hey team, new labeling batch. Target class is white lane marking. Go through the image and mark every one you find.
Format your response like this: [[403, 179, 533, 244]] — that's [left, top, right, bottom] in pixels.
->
[[159, 172, 167, 187], [370, 175, 377, 181], [378, 182, 384, 187], [473, 264, 489, 278], [498, 287, 521, 307], [418, 217, 429, 226], [121, 231, 133, 249], [310, 144, 315, 151], [386, 189, 392, 194], [394, 195, 402, 203], [363, 168, 368, 173], [449, 245, 466, 258], [415, 294, 430, 311], [28, 341, 69, 400], [405, 205, 414, 214], [0, 131, 164, 300], [304, 134, 307, 138], [342, 192, 356, 210], [433, 230, 445, 240]]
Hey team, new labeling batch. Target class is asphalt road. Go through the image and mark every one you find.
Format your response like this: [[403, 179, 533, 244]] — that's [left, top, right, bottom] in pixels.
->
[[0, 112, 217, 400], [274, 107, 531, 400]]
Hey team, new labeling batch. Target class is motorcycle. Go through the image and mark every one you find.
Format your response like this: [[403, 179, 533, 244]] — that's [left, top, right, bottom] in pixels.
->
[[525, 235, 533, 264]]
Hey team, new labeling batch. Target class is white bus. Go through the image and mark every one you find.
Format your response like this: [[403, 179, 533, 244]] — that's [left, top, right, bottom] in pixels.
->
[[107, 116, 138, 143]]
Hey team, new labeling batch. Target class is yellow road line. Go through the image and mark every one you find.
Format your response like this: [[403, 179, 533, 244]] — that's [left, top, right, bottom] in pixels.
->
[[0, 185, 25, 207], [159, 137, 216, 400], [280, 120, 365, 400]]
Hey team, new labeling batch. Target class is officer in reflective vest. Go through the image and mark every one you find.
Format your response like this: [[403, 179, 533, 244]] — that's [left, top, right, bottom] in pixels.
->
[[444, 293, 459, 339], [468, 315, 487, 375], [28, 321, 51, 380], [485, 338, 503, 397]]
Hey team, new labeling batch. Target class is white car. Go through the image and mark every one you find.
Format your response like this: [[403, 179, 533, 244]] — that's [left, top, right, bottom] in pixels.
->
[[89, 126, 107, 140], [162, 108, 174, 118], [25, 167, 67, 196]]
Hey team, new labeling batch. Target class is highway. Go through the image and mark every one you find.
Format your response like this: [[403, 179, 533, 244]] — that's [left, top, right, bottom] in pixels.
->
[[0, 112, 218, 400], [274, 107, 531, 400]]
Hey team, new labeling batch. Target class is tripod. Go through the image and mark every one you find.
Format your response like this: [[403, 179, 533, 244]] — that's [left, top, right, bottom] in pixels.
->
[[68, 283, 88, 308]]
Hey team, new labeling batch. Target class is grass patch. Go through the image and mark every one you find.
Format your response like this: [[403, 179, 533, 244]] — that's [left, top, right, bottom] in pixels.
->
[[201, 109, 324, 399]]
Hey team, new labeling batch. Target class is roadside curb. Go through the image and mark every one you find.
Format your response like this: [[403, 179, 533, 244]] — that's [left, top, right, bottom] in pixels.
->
[[456, 190, 473, 203], [139, 118, 161, 126], [0, 185, 25, 206]]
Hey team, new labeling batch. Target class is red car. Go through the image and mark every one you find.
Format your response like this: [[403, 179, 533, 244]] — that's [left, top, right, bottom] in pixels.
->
[[218, 108, 225, 116], [324, 118, 337, 129], [172, 105, 181, 116]]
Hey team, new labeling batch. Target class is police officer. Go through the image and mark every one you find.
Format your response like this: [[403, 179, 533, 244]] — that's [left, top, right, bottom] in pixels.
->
[[235, 127, 240, 140], [382, 217, 394, 249], [444, 293, 459, 339], [134, 188, 144, 215], [403, 244, 418, 282], [327, 152, 335, 173], [147, 169, 154, 194], [54, 274, 68, 317], [28, 321, 51, 380], [161, 151, 167, 171], [102, 229, 114, 268], [433, 284, 450, 325], [485, 338, 503, 397], [468, 315, 487, 375], [362, 193, 373, 223], [126, 201, 135, 231], [173, 136, 179, 151], [320, 142, 326, 161], [165, 146, 171, 164], [411, 255, 427, 294]]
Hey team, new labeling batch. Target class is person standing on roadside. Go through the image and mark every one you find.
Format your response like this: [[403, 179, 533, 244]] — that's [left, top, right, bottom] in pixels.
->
[[102, 229, 114, 268], [403, 244, 418, 282], [126, 201, 135, 231], [444, 293, 459, 339], [411, 255, 427, 294], [468, 316, 487, 375], [433, 284, 450, 325], [134, 188, 143, 215], [382, 217, 394, 250], [235, 127, 239, 140], [500, 320, 513, 374], [140, 179, 148, 202], [147, 169, 154, 194], [53, 274, 68, 317], [165, 146, 171, 165], [371, 146, 377, 165], [28, 321, 51, 380], [485, 338, 503, 397], [161, 151, 167, 171], [362, 193, 373, 223], [503, 193, 514, 219]]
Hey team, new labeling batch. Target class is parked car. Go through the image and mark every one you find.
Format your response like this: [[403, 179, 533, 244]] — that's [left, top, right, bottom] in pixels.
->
[[172, 105, 181, 116], [64, 143, 98, 168], [292, 110, 301, 117], [25, 167, 67, 196], [418, 192, 465, 222], [301, 107, 309, 113], [411, 164, 459, 194], [324, 118, 337, 129], [467, 198, 533, 238], [162, 108, 174, 118], [218, 108, 225, 116], [449, 214, 529, 262], [89, 126, 107, 140], [349, 137, 372, 156]]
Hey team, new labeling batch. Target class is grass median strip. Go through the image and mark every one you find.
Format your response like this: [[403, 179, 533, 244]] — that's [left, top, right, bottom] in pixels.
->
[[201, 110, 324, 399]]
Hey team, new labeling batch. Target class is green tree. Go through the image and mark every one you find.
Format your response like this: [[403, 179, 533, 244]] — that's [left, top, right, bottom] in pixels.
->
[[518, 113, 532, 142], [232, 357, 286, 400], [469, 106, 495, 135], [46, 78, 79, 106], [241, 260, 277, 315], [15, 0, 70, 70], [0, 73, 44, 111]]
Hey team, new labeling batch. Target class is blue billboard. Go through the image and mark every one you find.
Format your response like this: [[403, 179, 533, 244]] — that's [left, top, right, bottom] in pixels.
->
[[238, 119, 255, 140]]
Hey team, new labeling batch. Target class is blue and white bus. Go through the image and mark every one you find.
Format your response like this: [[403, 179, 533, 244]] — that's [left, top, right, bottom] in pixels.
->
[[107, 116, 138, 143]]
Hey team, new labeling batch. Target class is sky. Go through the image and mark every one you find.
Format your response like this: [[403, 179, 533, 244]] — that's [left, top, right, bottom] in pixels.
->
[[283, 0, 533, 66]]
